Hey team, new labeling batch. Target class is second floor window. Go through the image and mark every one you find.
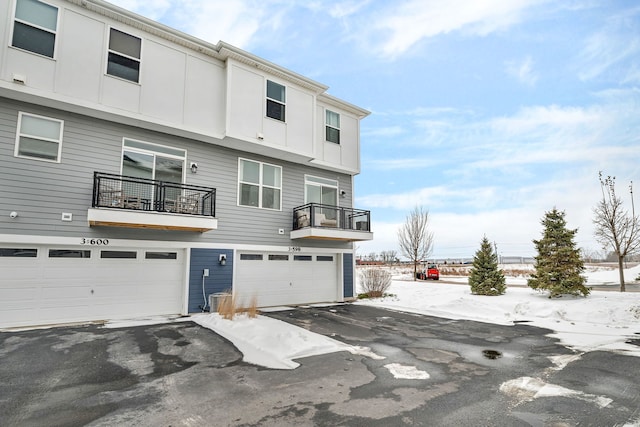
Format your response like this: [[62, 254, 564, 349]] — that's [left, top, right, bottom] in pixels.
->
[[12, 0, 58, 58], [107, 28, 142, 83], [15, 112, 64, 162], [326, 110, 340, 144], [238, 159, 282, 210], [266, 80, 286, 122]]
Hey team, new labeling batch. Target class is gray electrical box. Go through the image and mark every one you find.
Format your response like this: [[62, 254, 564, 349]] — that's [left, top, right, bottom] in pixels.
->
[[209, 292, 231, 312]]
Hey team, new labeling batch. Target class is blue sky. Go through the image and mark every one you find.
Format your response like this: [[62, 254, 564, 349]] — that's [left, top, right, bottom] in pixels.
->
[[110, 0, 640, 259]]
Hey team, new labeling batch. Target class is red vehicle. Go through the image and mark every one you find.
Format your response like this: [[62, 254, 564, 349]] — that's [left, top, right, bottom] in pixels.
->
[[416, 264, 439, 280]]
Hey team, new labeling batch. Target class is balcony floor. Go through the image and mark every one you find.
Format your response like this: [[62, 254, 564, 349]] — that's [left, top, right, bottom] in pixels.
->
[[87, 208, 217, 232], [290, 227, 373, 242]]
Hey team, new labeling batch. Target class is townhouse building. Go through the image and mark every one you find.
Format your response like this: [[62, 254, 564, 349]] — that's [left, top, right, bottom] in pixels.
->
[[0, 0, 372, 328]]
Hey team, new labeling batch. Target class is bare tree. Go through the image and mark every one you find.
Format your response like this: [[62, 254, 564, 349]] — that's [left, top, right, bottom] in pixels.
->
[[380, 250, 398, 264], [398, 206, 434, 281], [593, 172, 640, 292]]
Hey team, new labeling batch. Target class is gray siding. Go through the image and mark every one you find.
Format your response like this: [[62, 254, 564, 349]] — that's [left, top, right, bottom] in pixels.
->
[[0, 98, 354, 250]]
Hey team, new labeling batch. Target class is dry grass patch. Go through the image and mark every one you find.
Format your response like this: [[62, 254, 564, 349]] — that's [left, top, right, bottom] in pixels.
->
[[216, 291, 259, 320]]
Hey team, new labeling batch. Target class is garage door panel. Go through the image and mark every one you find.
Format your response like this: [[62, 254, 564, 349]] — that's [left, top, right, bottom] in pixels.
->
[[0, 246, 185, 328], [236, 252, 339, 307]]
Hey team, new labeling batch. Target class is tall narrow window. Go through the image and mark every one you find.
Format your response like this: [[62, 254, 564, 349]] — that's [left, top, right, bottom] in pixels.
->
[[326, 110, 340, 144], [11, 0, 58, 58], [238, 159, 282, 210], [15, 112, 64, 162], [266, 80, 286, 121], [107, 28, 141, 83]]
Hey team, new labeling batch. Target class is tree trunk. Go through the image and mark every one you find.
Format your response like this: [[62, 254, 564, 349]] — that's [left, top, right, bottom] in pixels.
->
[[413, 260, 417, 281], [618, 255, 626, 292]]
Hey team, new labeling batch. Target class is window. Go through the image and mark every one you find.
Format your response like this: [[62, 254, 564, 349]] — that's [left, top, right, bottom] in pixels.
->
[[240, 254, 263, 260], [11, 0, 58, 58], [269, 254, 289, 261], [0, 248, 37, 257], [49, 250, 91, 258], [266, 80, 285, 121], [107, 28, 141, 83], [305, 175, 338, 206], [317, 255, 334, 262], [15, 112, 64, 162], [100, 250, 137, 259], [145, 252, 177, 260], [238, 159, 282, 210], [326, 110, 340, 144], [294, 255, 312, 261]]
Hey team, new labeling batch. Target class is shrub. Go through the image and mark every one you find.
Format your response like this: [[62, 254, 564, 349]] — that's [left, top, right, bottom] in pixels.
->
[[359, 268, 392, 298]]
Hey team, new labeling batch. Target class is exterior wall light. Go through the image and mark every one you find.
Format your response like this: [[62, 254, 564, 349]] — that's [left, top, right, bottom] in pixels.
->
[[219, 253, 227, 265], [190, 162, 198, 173]]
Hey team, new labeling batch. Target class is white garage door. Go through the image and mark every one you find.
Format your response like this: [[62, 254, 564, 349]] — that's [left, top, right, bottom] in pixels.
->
[[235, 252, 339, 307], [0, 246, 185, 328]]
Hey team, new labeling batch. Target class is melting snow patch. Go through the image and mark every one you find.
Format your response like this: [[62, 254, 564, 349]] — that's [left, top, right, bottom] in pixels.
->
[[348, 346, 386, 360], [500, 376, 612, 408], [384, 363, 430, 379]]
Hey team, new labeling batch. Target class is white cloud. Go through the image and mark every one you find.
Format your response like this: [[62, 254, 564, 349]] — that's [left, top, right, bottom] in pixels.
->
[[578, 7, 640, 82], [365, 0, 547, 57], [505, 56, 538, 86]]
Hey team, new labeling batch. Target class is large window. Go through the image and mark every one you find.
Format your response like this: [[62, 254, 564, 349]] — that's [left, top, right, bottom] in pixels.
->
[[122, 139, 185, 203], [326, 110, 340, 144], [15, 112, 64, 162], [11, 0, 58, 58], [238, 159, 282, 210], [305, 175, 338, 206], [121, 139, 185, 182], [107, 28, 141, 83], [266, 80, 286, 121]]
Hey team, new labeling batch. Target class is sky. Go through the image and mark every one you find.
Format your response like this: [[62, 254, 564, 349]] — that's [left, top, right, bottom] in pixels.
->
[[107, 0, 640, 259]]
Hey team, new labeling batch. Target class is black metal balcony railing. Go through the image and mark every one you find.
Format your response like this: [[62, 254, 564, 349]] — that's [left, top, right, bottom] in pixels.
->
[[293, 203, 370, 232], [92, 172, 216, 217]]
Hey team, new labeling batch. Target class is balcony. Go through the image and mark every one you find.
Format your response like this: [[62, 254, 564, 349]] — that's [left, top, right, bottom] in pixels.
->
[[290, 203, 373, 241], [87, 172, 217, 232]]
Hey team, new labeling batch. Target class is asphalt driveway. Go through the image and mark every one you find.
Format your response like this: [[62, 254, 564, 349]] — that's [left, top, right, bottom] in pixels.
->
[[1, 305, 639, 426]]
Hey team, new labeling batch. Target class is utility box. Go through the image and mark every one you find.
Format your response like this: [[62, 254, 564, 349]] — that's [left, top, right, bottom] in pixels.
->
[[209, 292, 231, 312]]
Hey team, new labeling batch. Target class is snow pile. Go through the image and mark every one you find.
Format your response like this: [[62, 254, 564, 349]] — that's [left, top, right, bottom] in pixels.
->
[[191, 313, 353, 369]]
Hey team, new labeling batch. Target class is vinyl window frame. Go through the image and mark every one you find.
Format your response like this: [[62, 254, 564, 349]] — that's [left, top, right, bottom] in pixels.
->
[[11, 0, 59, 59], [106, 27, 142, 83], [15, 112, 64, 163], [266, 80, 286, 122], [325, 110, 340, 144], [238, 158, 283, 211]]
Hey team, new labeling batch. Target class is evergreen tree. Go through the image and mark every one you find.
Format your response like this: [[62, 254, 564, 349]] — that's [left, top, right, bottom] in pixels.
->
[[468, 236, 506, 295], [528, 208, 590, 297]]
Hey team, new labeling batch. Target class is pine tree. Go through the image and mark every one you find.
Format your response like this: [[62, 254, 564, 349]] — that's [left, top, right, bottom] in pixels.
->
[[468, 236, 506, 296], [528, 208, 590, 298]]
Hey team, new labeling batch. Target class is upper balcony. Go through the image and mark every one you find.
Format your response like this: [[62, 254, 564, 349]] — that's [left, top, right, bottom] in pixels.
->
[[290, 203, 373, 242], [87, 172, 218, 232]]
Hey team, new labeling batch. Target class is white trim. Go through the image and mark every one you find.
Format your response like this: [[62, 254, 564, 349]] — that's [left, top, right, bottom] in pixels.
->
[[0, 234, 354, 253]]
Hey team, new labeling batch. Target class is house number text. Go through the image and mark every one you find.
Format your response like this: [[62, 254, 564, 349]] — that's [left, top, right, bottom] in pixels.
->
[[288, 246, 301, 252], [81, 238, 110, 245]]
